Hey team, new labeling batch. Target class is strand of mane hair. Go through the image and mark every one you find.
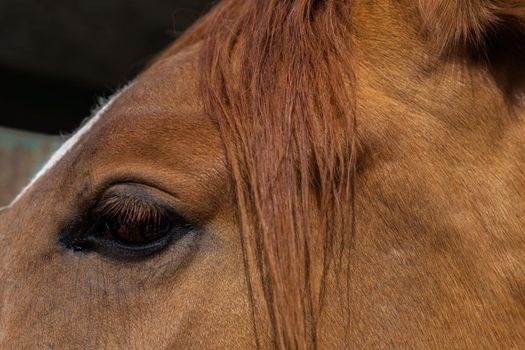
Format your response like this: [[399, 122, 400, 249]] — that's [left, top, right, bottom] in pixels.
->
[[166, 0, 359, 348]]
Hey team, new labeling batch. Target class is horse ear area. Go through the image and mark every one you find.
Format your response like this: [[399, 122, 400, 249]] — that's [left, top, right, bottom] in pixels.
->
[[418, 0, 525, 54]]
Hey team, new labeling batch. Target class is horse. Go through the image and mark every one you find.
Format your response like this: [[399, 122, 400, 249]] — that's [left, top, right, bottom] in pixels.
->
[[1, 0, 524, 348]]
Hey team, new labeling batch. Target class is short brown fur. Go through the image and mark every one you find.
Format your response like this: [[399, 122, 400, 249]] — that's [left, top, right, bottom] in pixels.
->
[[1, 1, 524, 349]]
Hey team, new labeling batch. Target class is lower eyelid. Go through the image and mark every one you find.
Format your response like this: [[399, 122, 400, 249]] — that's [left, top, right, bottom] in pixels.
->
[[99, 223, 196, 258]]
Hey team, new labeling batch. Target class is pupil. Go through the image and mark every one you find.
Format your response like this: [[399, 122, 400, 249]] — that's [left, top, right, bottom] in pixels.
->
[[117, 224, 143, 243], [107, 217, 170, 244]]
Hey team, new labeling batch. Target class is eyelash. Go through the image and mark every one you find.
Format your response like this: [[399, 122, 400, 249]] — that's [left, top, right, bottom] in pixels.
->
[[60, 193, 193, 259]]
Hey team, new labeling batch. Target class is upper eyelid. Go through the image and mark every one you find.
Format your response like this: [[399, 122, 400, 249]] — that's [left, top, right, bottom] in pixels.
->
[[94, 192, 173, 227], [58, 182, 192, 242], [91, 185, 193, 227], [95, 183, 173, 210], [92, 175, 181, 203]]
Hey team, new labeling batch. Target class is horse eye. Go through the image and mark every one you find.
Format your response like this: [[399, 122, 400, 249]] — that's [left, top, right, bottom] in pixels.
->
[[60, 188, 193, 259]]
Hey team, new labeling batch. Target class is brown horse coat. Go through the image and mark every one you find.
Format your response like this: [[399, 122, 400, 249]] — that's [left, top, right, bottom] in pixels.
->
[[1, 0, 524, 348]]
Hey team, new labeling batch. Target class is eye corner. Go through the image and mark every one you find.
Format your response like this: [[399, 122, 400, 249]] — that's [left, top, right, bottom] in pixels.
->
[[57, 232, 91, 253]]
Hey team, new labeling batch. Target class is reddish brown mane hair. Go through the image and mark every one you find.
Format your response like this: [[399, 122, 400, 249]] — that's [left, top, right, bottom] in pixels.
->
[[167, 0, 358, 348]]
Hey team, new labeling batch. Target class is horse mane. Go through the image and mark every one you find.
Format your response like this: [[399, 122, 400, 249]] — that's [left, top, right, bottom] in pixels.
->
[[168, 0, 358, 348], [418, 0, 525, 53]]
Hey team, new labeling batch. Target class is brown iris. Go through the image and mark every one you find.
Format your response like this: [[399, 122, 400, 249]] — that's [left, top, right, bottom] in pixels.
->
[[97, 194, 172, 245]]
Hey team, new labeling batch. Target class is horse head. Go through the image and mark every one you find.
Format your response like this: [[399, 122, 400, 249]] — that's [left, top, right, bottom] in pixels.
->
[[1, 1, 524, 348]]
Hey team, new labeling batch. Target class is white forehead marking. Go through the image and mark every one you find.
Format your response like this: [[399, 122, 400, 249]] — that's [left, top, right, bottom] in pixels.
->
[[6, 85, 130, 208]]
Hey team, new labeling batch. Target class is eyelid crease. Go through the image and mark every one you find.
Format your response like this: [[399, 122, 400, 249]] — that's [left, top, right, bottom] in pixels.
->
[[93, 175, 182, 204]]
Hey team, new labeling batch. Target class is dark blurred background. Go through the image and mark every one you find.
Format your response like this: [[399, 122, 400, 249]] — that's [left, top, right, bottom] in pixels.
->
[[0, 0, 215, 134]]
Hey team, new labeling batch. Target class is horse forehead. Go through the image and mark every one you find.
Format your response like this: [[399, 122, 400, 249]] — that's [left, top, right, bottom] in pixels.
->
[[80, 51, 223, 183], [102, 50, 203, 129], [134, 47, 201, 105]]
